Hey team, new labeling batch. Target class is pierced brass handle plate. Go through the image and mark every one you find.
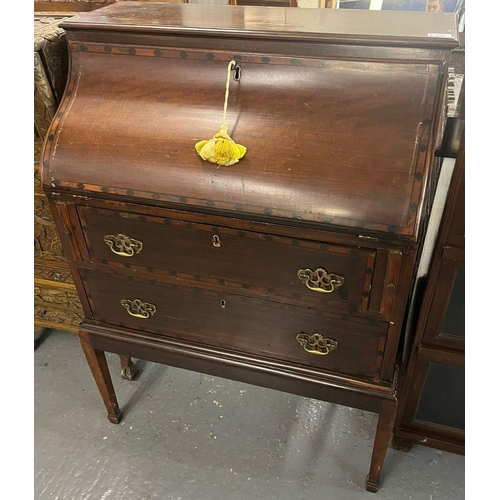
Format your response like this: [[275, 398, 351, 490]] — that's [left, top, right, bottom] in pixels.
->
[[104, 234, 143, 257], [296, 332, 338, 356], [121, 299, 156, 319], [297, 267, 344, 294]]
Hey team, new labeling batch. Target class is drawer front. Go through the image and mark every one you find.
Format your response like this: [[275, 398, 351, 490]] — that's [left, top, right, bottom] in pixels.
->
[[81, 268, 387, 380], [78, 207, 375, 310]]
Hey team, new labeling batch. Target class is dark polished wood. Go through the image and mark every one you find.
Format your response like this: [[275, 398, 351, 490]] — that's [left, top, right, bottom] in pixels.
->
[[119, 354, 140, 380], [84, 320, 393, 412], [367, 398, 397, 493], [61, 3, 458, 47], [41, 3, 458, 492], [47, 45, 443, 239], [80, 266, 388, 380], [78, 205, 377, 312], [393, 132, 465, 455], [79, 330, 122, 423]]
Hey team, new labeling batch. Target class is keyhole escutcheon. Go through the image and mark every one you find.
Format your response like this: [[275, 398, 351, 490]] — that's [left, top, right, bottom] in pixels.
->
[[232, 63, 241, 81], [212, 235, 221, 247]]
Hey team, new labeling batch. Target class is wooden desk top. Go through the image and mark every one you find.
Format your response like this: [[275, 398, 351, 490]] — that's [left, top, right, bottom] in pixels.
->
[[62, 2, 459, 48]]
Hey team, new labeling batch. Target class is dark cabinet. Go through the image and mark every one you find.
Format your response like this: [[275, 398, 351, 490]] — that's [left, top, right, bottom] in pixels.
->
[[393, 132, 465, 455]]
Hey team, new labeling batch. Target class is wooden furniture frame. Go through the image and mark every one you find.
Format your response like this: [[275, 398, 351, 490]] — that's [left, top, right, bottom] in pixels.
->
[[41, 3, 459, 492], [393, 133, 465, 455]]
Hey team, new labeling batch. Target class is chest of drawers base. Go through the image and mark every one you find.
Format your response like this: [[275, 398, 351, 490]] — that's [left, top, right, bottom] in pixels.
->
[[79, 319, 397, 493], [48, 192, 416, 492]]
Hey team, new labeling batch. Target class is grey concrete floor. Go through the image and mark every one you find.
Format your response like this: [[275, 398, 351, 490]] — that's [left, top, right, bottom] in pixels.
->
[[35, 330, 465, 500]]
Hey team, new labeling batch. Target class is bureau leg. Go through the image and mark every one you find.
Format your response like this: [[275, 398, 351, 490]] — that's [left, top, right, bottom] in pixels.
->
[[366, 398, 397, 493], [79, 331, 123, 424], [119, 355, 139, 381]]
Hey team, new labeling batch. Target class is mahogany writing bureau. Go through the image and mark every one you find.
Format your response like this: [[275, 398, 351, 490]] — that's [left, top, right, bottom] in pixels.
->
[[41, 2, 459, 491]]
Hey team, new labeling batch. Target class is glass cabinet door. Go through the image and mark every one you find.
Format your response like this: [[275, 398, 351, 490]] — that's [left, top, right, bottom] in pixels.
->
[[422, 259, 465, 350], [440, 267, 465, 339], [415, 360, 465, 430]]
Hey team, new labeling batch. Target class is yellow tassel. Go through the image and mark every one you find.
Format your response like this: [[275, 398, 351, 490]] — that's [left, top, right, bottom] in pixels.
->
[[195, 124, 246, 167], [195, 61, 247, 167]]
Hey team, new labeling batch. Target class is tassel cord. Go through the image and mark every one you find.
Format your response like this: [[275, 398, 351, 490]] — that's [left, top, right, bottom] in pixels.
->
[[222, 60, 236, 127], [194, 58, 246, 167]]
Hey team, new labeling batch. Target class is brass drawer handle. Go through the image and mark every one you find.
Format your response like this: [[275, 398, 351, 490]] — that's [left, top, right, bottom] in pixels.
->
[[296, 332, 338, 356], [104, 234, 143, 257], [297, 267, 344, 293], [121, 299, 156, 319]]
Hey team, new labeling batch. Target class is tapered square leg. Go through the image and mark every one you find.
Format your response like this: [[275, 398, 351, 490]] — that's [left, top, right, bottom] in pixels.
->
[[366, 398, 397, 493], [79, 331, 122, 424]]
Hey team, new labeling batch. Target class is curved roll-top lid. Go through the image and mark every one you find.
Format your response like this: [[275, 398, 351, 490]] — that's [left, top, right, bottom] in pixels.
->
[[43, 3, 459, 241]]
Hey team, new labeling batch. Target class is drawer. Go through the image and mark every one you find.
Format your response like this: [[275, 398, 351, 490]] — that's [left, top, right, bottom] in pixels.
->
[[77, 206, 375, 311], [80, 268, 387, 381]]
